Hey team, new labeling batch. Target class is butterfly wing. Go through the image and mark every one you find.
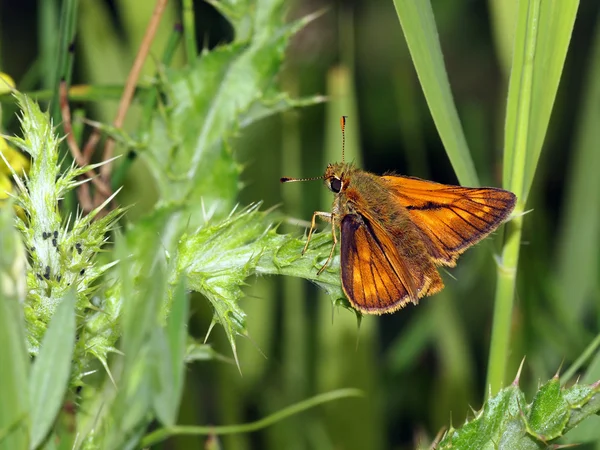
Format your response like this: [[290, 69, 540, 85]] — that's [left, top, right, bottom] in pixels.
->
[[340, 213, 443, 314], [381, 175, 516, 266]]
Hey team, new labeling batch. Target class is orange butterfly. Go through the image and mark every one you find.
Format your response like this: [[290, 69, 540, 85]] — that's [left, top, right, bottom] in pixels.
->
[[281, 117, 516, 314]]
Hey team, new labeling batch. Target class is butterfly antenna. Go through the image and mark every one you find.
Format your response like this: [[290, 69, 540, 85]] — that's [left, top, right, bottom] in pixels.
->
[[280, 175, 324, 183], [340, 115, 348, 163]]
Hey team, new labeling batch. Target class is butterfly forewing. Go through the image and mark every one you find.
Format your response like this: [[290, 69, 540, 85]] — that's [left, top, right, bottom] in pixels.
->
[[381, 176, 516, 266]]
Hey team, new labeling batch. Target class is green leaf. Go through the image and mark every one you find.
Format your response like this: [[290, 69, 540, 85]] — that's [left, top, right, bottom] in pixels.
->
[[487, 0, 579, 395], [437, 376, 600, 449], [184, 341, 234, 364], [150, 327, 175, 427], [120, 236, 165, 363], [176, 204, 347, 358], [29, 289, 76, 449], [149, 279, 188, 427], [142, 0, 321, 225], [392, 0, 478, 187], [555, 13, 600, 327], [96, 236, 166, 449], [527, 377, 569, 440], [163, 278, 189, 424], [0, 205, 29, 450], [503, 0, 579, 203]]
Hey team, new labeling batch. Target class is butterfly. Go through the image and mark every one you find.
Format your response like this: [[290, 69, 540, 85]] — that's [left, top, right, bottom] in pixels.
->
[[281, 117, 516, 314]]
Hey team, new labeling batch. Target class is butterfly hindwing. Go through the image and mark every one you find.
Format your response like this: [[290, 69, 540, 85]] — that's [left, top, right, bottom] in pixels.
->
[[339, 213, 443, 314]]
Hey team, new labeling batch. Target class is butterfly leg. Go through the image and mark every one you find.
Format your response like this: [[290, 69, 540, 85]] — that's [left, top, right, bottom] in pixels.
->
[[302, 211, 333, 255], [317, 215, 338, 275]]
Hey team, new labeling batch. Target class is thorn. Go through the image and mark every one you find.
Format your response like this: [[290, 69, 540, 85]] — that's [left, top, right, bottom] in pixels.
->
[[554, 359, 565, 379], [513, 356, 526, 386], [551, 443, 583, 449], [97, 356, 117, 388], [204, 321, 216, 344], [231, 342, 242, 376]]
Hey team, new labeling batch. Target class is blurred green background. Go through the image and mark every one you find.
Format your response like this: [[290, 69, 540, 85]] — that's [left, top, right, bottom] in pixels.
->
[[1, 0, 600, 449]]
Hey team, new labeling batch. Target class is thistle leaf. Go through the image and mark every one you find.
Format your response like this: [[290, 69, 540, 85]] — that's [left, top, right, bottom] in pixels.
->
[[437, 376, 600, 449]]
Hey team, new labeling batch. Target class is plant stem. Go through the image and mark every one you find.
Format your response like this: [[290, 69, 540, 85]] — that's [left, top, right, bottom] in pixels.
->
[[139, 389, 363, 447], [486, 0, 540, 396], [486, 214, 523, 394], [182, 0, 197, 62]]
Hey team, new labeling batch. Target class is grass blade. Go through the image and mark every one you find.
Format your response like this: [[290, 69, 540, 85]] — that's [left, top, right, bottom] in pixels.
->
[[29, 290, 76, 449], [555, 14, 600, 325], [487, 0, 580, 395], [392, 0, 478, 187], [0, 206, 29, 450]]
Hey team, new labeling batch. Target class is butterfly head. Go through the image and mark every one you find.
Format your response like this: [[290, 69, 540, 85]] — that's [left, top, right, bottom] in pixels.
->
[[324, 162, 353, 194]]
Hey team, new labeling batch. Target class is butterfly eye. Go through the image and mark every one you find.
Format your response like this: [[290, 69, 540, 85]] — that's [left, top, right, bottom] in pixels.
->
[[330, 177, 342, 193]]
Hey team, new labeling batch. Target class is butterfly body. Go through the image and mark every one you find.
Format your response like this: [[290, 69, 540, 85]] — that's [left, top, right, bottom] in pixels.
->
[[320, 162, 516, 314]]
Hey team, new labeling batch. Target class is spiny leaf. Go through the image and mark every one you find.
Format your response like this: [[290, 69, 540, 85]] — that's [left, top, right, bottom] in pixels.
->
[[437, 376, 600, 449], [175, 204, 348, 359], [141, 0, 322, 226]]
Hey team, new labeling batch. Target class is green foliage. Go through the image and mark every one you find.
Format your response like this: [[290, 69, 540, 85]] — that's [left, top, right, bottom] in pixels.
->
[[0, 0, 353, 448], [0, 204, 29, 449], [0, 0, 598, 448], [438, 374, 600, 449]]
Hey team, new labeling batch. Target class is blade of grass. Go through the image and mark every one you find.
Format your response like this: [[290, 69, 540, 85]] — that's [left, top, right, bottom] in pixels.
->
[[0, 206, 29, 450], [486, 0, 579, 395], [488, 0, 519, 77], [38, 0, 59, 90], [392, 0, 478, 187], [50, 0, 78, 122], [29, 290, 76, 449], [555, 13, 600, 326]]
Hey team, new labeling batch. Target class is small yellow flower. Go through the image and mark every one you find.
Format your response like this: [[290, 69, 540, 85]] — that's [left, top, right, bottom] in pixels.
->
[[0, 72, 16, 95], [0, 136, 29, 177], [0, 171, 11, 200], [0, 136, 30, 218]]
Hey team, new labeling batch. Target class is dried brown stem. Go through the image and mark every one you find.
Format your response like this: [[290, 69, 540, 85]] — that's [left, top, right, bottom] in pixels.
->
[[99, 0, 169, 185], [59, 81, 111, 212]]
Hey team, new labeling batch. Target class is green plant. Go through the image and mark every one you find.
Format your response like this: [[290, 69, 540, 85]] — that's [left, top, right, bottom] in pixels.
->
[[0, 1, 358, 448], [0, 0, 598, 448]]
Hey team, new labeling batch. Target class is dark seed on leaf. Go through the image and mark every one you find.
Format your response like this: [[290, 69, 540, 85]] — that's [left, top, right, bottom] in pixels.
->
[[43, 266, 50, 280]]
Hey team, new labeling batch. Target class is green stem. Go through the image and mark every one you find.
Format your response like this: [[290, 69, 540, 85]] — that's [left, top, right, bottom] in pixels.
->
[[561, 333, 600, 384], [486, 215, 523, 395], [139, 389, 363, 447], [50, 0, 78, 122], [182, 0, 197, 62], [486, 0, 540, 396]]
